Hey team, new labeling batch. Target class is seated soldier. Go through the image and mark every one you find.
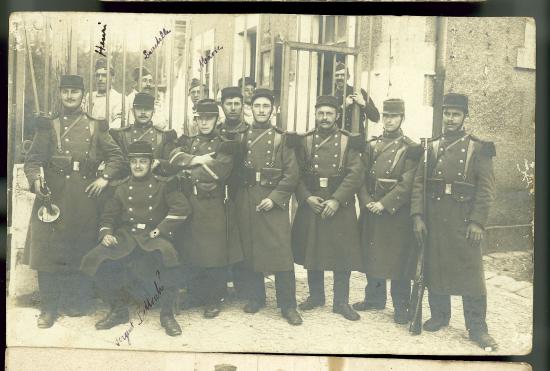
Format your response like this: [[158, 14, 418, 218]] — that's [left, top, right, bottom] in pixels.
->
[[80, 140, 191, 336]]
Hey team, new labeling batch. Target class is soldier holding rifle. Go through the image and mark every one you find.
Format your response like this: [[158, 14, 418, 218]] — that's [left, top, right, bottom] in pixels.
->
[[410, 93, 497, 351]]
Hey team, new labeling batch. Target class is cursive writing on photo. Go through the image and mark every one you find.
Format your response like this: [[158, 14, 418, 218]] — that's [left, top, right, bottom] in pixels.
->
[[95, 22, 107, 57], [115, 270, 164, 346], [143, 28, 172, 60], [198, 45, 224, 72]]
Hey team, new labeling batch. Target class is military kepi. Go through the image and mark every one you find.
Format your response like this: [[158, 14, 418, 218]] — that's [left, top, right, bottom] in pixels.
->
[[382, 98, 405, 114], [133, 92, 155, 109], [127, 140, 154, 158], [59, 75, 84, 90], [252, 87, 274, 104], [221, 86, 243, 101], [442, 93, 469, 114], [315, 95, 339, 110], [196, 98, 219, 114]]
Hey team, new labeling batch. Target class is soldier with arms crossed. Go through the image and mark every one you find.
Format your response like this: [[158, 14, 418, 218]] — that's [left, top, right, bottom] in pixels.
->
[[411, 93, 497, 350]]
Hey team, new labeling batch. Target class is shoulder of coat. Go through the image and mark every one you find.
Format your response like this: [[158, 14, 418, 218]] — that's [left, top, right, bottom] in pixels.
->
[[470, 135, 496, 157], [340, 130, 366, 151], [154, 125, 177, 141]]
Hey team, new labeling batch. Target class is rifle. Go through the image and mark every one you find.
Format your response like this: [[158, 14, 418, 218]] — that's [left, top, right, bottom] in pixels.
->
[[409, 137, 429, 335]]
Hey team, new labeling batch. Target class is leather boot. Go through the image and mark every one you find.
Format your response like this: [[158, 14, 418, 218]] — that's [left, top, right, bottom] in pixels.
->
[[469, 331, 498, 351], [352, 300, 385, 311], [333, 303, 360, 321], [423, 317, 450, 332], [37, 311, 57, 329], [298, 296, 325, 311], [282, 307, 303, 326], [95, 306, 129, 330], [243, 300, 265, 314], [160, 288, 182, 336], [204, 302, 222, 319]]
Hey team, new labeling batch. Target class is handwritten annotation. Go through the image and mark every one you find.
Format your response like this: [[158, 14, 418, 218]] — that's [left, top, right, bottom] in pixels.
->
[[115, 270, 165, 346], [95, 22, 107, 57], [143, 28, 172, 60], [199, 45, 224, 72]]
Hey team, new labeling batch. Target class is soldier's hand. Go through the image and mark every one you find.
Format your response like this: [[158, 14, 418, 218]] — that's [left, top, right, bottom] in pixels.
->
[[413, 215, 428, 247], [33, 179, 49, 199], [351, 93, 366, 107], [466, 222, 484, 247], [149, 228, 160, 239], [321, 199, 340, 219], [102, 234, 118, 247], [306, 196, 325, 214], [345, 96, 354, 107], [85, 177, 109, 198], [368, 201, 385, 215], [256, 198, 274, 212]]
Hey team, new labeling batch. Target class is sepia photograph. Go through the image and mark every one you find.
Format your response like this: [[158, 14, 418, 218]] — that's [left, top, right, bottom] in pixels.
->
[[6, 13, 535, 356]]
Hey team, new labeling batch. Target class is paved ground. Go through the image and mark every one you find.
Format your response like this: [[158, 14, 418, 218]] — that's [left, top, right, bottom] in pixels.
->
[[7, 251, 532, 356]]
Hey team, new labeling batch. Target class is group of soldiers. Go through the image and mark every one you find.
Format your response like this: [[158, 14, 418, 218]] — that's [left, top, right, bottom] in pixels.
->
[[22, 60, 498, 351]]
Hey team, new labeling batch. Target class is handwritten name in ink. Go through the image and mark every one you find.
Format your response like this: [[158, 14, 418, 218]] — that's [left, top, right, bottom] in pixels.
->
[[143, 28, 172, 60], [95, 22, 107, 57], [198, 45, 224, 72], [115, 270, 164, 346]]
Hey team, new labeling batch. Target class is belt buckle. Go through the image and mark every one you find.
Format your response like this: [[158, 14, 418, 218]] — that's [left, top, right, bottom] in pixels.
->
[[256, 172, 261, 182], [136, 223, 146, 230], [445, 183, 452, 195], [73, 161, 80, 172], [319, 177, 328, 188]]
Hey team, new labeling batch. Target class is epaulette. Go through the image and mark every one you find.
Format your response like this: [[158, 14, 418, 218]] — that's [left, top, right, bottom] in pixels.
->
[[406, 143, 423, 160], [176, 134, 193, 147], [345, 131, 366, 151], [109, 176, 130, 188], [470, 135, 496, 157], [153, 174, 175, 182], [272, 125, 285, 134], [284, 132, 300, 147], [367, 135, 380, 143], [217, 139, 240, 155], [111, 125, 131, 132], [302, 129, 316, 137]]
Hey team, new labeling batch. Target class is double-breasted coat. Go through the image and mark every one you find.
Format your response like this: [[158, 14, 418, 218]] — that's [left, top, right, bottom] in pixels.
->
[[410, 130, 496, 296], [292, 127, 364, 272], [23, 110, 125, 272], [110, 121, 178, 177], [80, 174, 191, 276], [169, 132, 243, 268], [234, 122, 300, 273], [358, 130, 421, 280]]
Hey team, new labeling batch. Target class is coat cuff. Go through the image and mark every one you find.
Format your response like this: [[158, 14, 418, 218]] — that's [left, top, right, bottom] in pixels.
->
[[157, 216, 188, 238], [169, 151, 195, 167], [99, 227, 113, 241], [268, 191, 291, 209]]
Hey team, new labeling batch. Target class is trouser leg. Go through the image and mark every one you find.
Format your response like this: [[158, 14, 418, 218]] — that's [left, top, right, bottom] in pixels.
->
[[160, 266, 180, 315], [463, 295, 488, 333], [37, 271, 60, 313], [306, 270, 325, 302], [427, 290, 452, 321], [60, 271, 94, 315], [244, 270, 266, 305], [275, 271, 297, 310], [202, 267, 228, 306], [95, 260, 127, 309], [391, 279, 411, 310], [365, 276, 387, 307], [333, 271, 351, 306], [231, 262, 247, 299]]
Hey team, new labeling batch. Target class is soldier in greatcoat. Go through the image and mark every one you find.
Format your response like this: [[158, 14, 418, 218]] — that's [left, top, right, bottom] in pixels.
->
[[169, 98, 243, 318], [411, 93, 498, 350], [109, 92, 177, 178], [80, 140, 191, 336], [234, 87, 303, 326], [352, 98, 421, 324], [292, 95, 364, 321], [23, 74, 125, 328]]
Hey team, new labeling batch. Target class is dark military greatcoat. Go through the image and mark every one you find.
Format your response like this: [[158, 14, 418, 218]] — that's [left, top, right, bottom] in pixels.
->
[[169, 133, 243, 268], [110, 121, 178, 176], [23, 110, 125, 272], [410, 130, 496, 296], [235, 123, 300, 273], [292, 127, 364, 272], [358, 130, 421, 280], [80, 175, 191, 276]]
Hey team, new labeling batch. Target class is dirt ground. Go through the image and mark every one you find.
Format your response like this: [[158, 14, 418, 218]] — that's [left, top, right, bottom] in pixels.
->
[[7, 251, 532, 356]]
